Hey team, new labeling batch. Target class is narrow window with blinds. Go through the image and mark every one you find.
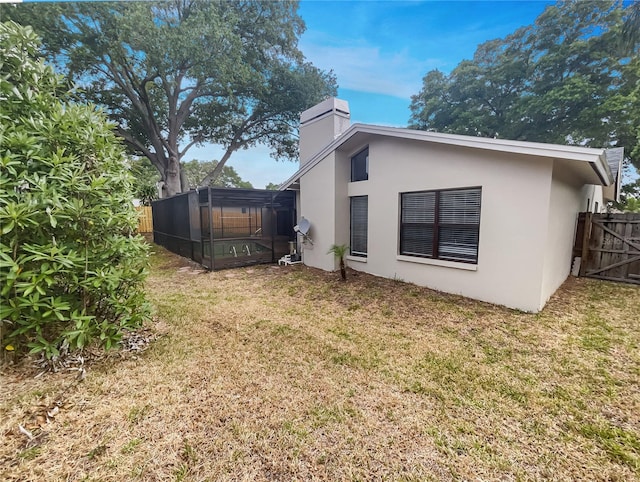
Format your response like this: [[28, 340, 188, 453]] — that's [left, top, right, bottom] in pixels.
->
[[400, 187, 481, 263], [351, 147, 369, 182], [350, 196, 368, 257]]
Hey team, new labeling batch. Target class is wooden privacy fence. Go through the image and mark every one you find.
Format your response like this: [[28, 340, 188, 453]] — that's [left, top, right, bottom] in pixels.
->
[[136, 206, 153, 233], [211, 206, 263, 239], [575, 212, 640, 285]]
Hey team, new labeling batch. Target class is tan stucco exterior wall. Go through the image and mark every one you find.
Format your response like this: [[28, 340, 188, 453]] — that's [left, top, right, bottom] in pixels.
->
[[539, 163, 585, 309], [298, 152, 337, 271], [299, 137, 562, 312], [538, 165, 606, 308], [334, 148, 351, 261], [298, 98, 350, 168], [579, 183, 605, 213]]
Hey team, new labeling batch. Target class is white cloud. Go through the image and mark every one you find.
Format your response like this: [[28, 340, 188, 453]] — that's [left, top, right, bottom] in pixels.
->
[[300, 38, 443, 99]]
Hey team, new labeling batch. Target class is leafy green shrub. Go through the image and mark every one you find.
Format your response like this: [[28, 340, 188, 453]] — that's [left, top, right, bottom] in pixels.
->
[[0, 22, 149, 358], [135, 183, 158, 207]]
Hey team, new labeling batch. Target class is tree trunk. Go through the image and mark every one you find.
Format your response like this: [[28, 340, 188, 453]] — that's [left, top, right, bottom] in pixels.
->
[[163, 155, 182, 197], [179, 168, 189, 192], [339, 258, 346, 281]]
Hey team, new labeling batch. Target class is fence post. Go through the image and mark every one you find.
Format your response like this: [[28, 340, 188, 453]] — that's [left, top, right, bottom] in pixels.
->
[[579, 212, 592, 277]]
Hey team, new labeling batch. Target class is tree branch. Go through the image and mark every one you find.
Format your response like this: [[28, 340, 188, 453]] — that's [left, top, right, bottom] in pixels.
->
[[116, 128, 148, 154], [125, 65, 173, 159], [101, 59, 167, 160], [198, 118, 252, 186], [179, 136, 203, 158], [198, 142, 241, 187], [175, 80, 204, 132], [117, 129, 162, 172]]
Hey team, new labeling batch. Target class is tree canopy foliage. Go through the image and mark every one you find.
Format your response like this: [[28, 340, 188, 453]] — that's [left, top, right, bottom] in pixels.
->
[[2, 0, 337, 197], [409, 0, 640, 173], [180, 159, 253, 189], [0, 21, 149, 358], [129, 157, 254, 196]]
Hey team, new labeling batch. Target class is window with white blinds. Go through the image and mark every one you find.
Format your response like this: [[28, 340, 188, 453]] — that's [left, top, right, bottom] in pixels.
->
[[350, 196, 368, 257], [400, 187, 481, 263]]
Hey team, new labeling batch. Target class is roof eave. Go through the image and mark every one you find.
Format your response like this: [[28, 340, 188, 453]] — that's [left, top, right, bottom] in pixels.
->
[[279, 123, 361, 190], [279, 123, 617, 190]]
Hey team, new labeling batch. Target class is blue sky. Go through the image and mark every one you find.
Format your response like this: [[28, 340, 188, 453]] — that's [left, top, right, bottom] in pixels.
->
[[298, 0, 555, 125], [17, 0, 557, 186], [189, 0, 556, 187]]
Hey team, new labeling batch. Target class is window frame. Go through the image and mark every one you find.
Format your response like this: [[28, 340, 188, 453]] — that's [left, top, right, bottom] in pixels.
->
[[399, 187, 481, 264], [350, 147, 369, 182], [350, 195, 368, 258]]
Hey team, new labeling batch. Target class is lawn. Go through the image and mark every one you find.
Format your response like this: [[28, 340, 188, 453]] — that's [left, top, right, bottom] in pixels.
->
[[1, 246, 639, 481]]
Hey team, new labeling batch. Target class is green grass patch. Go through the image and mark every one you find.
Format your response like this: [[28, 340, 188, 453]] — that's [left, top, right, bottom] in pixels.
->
[[120, 438, 142, 454], [309, 403, 359, 429], [578, 422, 640, 470], [18, 447, 41, 461]]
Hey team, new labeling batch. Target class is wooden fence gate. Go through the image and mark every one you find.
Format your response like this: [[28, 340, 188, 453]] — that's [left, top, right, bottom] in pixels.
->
[[136, 205, 153, 233], [574, 212, 640, 284]]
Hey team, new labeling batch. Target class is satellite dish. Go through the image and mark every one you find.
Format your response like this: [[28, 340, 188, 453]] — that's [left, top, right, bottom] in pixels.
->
[[294, 217, 313, 244], [295, 217, 311, 235]]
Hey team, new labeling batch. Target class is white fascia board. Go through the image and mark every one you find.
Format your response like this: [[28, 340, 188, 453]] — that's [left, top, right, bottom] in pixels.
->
[[278, 124, 359, 190], [594, 152, 613, 186], [279, 123, 613, 190]]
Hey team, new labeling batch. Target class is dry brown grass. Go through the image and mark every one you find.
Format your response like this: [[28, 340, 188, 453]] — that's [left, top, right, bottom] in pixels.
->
[[2, 246, 639, 481]]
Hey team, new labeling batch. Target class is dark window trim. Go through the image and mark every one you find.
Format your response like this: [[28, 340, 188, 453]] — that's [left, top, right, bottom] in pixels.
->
[[399, 186, 481, 264], [350, 146, 369, 182]]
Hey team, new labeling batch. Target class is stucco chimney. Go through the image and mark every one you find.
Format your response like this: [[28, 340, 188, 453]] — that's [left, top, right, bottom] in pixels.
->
[[299, 97, 350, 168]]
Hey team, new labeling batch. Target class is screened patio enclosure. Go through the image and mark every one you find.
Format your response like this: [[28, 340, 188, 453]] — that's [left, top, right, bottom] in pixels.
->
[[152, 188, 296, 270]]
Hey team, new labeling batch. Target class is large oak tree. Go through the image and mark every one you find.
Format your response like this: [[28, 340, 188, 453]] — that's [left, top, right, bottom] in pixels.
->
[[3, 0, 337, 196], [409, 0, 640, 172]]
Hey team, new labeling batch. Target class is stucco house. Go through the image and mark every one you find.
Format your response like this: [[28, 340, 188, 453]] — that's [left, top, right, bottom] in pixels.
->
[[280, 98, 622, 312]]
